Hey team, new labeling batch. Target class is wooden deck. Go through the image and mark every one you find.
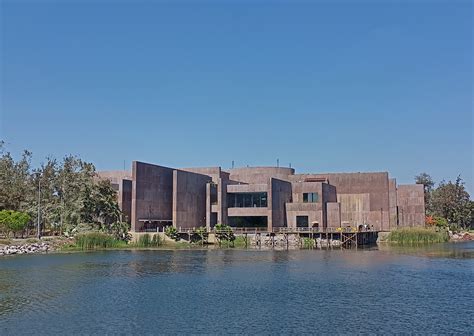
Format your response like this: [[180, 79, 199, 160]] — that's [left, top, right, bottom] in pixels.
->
[[172, 227, 379, 249]]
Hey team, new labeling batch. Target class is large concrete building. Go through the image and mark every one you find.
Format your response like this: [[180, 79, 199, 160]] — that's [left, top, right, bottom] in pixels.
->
[[98, 162, 425, 232]]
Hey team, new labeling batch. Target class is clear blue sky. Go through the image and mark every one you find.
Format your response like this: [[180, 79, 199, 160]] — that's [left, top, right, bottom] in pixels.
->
[[1, 1, 472, 192]]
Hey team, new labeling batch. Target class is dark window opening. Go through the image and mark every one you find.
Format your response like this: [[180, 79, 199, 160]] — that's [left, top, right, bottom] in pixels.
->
[[296, 216, 309, 228], [228, 216, 268, 228], [227, 192, 268, 208], [303, 192, 319, 203], [210, 213, 218, 228], [210, 185, 218, 205]]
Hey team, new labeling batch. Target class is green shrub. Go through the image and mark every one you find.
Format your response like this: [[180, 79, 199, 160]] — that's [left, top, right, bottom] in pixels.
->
[[214, 223, 235, 242], [302, 237, 315, 249], [191, 226, 208, 244], [0, 210, 30, 237], [165, 226, 180, 241], [74, 232, 125, 250], [388, 227, 448, 244], [26, 238, 39, 244], [434, 216, 448, 227], [233, 236, 248, 248]]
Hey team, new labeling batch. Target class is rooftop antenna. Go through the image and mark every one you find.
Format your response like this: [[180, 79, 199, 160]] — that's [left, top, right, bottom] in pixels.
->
[[277, 158, 279, 167], [123, 160, 126, 171], [232, 160, 234, 169], [289, 163, 292, 168]]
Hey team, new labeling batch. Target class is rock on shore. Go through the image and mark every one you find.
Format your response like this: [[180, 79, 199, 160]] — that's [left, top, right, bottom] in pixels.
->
[[0, 242, 51, 256]]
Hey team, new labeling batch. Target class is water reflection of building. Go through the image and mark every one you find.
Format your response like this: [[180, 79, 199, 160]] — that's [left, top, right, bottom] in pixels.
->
[[98, 163, 425, 232]]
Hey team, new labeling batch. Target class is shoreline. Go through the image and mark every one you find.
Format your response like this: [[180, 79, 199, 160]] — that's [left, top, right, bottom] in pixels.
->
[[1, 230, 473, 257]]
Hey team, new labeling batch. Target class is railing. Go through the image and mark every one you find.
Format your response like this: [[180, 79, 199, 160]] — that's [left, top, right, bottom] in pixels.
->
[[231, 227, 268, 234], [168, 226, 373, 234], [137, 228, 161, 233]]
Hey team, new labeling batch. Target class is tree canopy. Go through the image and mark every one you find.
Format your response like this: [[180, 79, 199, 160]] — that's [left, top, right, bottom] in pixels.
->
[[0, 141, 123, 237], [0, 210, 31, 238], [416, 172, 473, 230]]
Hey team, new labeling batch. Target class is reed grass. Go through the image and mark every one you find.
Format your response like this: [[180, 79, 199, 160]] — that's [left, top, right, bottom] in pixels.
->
[[133, 234, 163, 248], [232, 236, 248, 248], [0, 238, 12, 245], [75, 232, 126, 250], [388, 227, 448, 244]]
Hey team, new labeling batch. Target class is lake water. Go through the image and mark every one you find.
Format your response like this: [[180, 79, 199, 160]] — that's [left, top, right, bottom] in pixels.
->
[[1, 242, 473, 335]]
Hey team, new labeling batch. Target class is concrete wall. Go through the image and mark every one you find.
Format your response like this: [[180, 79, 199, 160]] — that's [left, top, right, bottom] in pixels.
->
[[227, 208, 269, 217], [121, 179, 132, 223], [96, 171, 133, 224], [389, 178, 398, 229], [229, 167, 294, 184], [291, 172, 390, 230], [217, 177, 228, 225], [327, 202, 341, 228], [172, 170, 211, 229], [97, 170, 132, 182], [131, 162, 174, 231], [107, 162, 425, 232], [226, 184, 268, 193], [286, 203, 324, 228], [322, 183, 337, 228], [269, 178, 292, 229], [291, 182, 323, 203], [397, 184, 425, 227], [180, 167, 222, 183]]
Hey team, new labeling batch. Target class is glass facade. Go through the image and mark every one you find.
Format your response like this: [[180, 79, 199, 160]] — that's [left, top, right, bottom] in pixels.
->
[[229, 216, 268, 228], [303, 192, 319, 203], [227, 192, 268, 208]]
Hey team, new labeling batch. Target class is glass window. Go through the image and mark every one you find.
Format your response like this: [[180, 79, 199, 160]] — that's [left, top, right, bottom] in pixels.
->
[[244, 194, 252, 207], [236, 193, 243, 207], [296, 216, 309, 227], [227, 192, 268, 208], [303, 192, 319, 203], [251, 194, 259, 207]]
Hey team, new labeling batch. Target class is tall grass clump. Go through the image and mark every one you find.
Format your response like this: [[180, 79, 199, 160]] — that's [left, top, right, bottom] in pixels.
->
[[135, 234, 163, 247], [388, 227, 448, 244], [75, 232, 125, 250]]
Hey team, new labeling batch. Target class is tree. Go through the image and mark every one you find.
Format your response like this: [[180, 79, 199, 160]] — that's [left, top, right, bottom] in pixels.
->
[[109, 221, 131, 241], [0, 142, 123, 237], [81, 179, 121, 230], [28, 157, 61, 235], [415, 173, 435, 213], [0, 144, 33, 211], [0, 210, 31, 238], [431, 176, 472, 229], [0, 209, 9, 237]]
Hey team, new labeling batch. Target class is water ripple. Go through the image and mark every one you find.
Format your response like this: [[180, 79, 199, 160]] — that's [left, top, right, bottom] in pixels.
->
[[0, 243, 473, 335]]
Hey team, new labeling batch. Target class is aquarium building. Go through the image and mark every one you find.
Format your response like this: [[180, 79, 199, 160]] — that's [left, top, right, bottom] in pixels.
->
[[98, 162, 425, 232]]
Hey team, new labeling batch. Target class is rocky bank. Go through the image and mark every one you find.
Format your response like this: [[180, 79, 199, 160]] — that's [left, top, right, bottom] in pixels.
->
[[0, 242, 52, 256]]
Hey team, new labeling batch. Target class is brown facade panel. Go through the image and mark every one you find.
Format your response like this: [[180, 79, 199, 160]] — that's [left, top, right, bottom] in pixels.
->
[[100, 163, 425, 233], [131, 162, 174, 231], [270, 178, 292, 229], [327, 202, 341, 228], [173, 170, 211, 229], [397, 184, 425, 227]]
